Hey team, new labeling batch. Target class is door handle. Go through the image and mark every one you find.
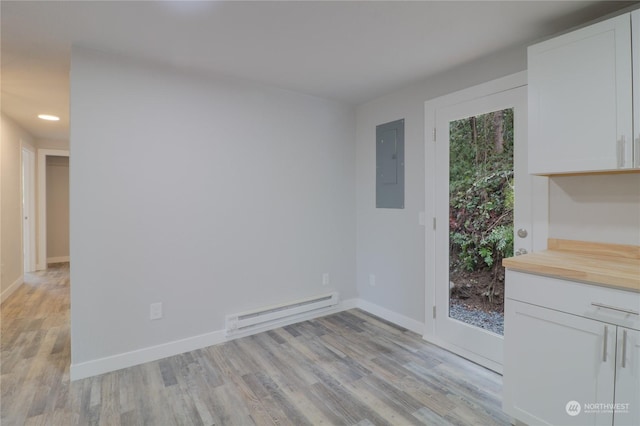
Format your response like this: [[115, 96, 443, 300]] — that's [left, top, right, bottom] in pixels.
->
[[517, 228, 528, 238]]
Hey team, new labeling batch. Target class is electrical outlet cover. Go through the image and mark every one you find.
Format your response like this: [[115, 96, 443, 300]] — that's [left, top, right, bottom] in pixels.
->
[[150, 302, 163, 320]]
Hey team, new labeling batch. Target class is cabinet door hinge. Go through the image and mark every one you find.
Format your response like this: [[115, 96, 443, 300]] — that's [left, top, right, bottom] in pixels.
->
[[432, 305, 437, 319], [432, 217, 436, 230], [432, 127, 437, 142]]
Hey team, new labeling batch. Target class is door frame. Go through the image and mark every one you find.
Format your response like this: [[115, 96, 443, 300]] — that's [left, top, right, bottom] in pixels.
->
[[22, 143, 37, 273], [423, 71, 549, 372], [37, 148, 70, 270]]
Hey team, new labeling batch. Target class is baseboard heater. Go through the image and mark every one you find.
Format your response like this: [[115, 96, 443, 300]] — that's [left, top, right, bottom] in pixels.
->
[[225, 292, 339, 337]]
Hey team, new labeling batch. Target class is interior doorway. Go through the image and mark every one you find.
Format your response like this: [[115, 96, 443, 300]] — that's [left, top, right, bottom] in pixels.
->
[[37, 149, 70, 269], [22, 146, 36, 273]]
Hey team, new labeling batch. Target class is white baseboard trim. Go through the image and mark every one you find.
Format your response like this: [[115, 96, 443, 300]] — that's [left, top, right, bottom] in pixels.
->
[[70, 297, 360, 381], [1, 275, 24, 304], [340, 297, 359, 310], [71, 329, 227, 381], [47, 256, 70, 264], [354, 299, 425, 335]]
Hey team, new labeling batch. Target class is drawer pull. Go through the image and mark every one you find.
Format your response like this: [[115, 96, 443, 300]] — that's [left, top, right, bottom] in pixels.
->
[[603, 325, 608, 362], [621, 329, 628, 369], [591, 303, 639, 316]]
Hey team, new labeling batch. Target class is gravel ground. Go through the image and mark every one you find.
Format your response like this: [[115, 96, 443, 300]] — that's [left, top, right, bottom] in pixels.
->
[[449, 302, 504, 335]]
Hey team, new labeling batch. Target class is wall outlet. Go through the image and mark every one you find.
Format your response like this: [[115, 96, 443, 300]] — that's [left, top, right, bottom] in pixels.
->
[[322, 273, 330, 286], [369, 274, 376, 287], [150, 302, 163, 320]]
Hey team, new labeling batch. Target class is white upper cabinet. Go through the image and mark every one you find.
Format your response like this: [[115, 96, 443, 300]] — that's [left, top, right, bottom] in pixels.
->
[[528, 13, 634, 174]]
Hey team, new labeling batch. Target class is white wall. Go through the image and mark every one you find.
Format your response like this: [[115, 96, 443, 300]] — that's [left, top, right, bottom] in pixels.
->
[[355, 47, 527, 324], [1, 113, 35, 299], [46, 156, 70, 260], [70, 48, 356, 371], [549, 174, 640, 245], [38, 139, 70, 150], [356, 49, 640, 327]]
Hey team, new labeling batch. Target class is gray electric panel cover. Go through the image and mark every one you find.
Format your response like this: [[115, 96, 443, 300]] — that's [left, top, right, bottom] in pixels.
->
[[376, 119, 404, 208]]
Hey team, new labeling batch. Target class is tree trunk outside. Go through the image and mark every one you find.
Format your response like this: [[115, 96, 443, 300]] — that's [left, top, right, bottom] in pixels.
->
[[493, 110, 504, 154], [470, 116, 479, 164]]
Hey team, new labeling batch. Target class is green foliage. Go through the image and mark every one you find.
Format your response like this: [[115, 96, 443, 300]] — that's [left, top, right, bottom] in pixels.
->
[[449, 109, 514, 282], [481, 225, 514, 266]]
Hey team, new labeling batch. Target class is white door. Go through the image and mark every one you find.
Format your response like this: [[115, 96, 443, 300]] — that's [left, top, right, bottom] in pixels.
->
[[22, 147, 36, 273], [504, 300, 616, 426], [614, 327, 640, 426], [433, 85, 533, 372]]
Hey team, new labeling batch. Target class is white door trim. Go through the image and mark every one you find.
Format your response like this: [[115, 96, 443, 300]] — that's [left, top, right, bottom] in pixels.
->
[[22, 143, 37, 272], [423, 71, 549, 370], [37, 149, 70, 270]]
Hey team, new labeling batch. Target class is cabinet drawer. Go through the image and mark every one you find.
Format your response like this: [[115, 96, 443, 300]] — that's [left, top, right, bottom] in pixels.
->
[[506, 270, 640, 330]]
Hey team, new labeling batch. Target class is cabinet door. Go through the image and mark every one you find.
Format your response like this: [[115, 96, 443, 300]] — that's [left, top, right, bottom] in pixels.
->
[[528, 14, 632, 174], [504, 300, 616, 425], [614, 327, 640, 426]]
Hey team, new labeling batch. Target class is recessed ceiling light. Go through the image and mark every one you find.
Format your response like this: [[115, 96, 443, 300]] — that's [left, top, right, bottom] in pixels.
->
[[38, 114, 60, 121]]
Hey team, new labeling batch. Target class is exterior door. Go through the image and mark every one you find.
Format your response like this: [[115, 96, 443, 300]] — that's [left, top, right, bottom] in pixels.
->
[[433, 85, 531, 372]]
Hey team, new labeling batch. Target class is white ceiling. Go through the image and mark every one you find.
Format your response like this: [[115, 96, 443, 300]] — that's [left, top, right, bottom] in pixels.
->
[[1, 0, 635, 140]]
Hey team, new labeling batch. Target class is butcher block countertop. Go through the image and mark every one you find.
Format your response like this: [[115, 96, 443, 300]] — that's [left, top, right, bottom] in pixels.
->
[[502, 239, 640, 292]]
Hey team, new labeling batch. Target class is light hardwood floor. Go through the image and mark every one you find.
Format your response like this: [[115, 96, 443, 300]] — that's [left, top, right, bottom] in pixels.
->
[[1, 264, 512, 425]]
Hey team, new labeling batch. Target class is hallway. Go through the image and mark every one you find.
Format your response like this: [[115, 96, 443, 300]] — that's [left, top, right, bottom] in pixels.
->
[[1, 263, 71, 424]]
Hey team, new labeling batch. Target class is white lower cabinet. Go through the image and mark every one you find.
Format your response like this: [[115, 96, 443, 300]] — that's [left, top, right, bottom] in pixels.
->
[[503, 271, 640, 426], [615, 327, 640, 426]]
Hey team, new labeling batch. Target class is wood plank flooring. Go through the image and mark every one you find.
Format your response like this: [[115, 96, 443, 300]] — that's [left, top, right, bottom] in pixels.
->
[[1, 264, 512, 425]]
